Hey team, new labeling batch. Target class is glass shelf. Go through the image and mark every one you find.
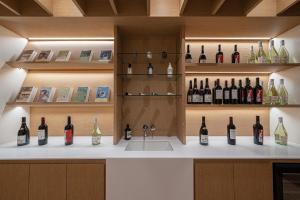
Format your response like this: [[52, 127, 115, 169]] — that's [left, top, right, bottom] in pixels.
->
[[118, 74, 182, 76]]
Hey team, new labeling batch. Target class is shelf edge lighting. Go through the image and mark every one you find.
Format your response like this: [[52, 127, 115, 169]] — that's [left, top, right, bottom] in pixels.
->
[[185, 37, 271, 41], [28, 37, 114, 41]]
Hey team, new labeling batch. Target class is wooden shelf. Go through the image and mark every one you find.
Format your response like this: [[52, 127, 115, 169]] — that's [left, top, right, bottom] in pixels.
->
[[185, 104, 300, 108], [7, 102, 114, 108], [185, 63, 300, 75], [7, 61, 114, 71]]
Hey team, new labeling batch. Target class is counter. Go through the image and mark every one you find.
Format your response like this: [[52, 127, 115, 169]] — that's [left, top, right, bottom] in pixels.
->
[[0, 136, 300, 160]]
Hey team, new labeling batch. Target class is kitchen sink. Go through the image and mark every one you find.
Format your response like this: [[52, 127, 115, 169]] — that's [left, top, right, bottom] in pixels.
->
[[125, 140, 173, 151]]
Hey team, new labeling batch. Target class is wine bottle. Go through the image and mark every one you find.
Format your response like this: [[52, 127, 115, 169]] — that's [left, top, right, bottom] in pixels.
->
[[278, 79, 288, 105], [167, 62, 173, 78], [199, 80, 204, 104], [192, 78, 200, 104], [187, 80, 193, 104], [38, 117, 48, 146], [147, 63, 153, 75], [199, 116, 208, 145], [127, 63, 132, 74], [261, 80, 269, 105], [230, 78, 238, 104], [231, 44, 240, 64], [124, 124, 132, 140], [254, 77, 263, 104], [248, 46, 256, 64], [274, 117, 288, 145], [227, 116, 236, 145], [223, 80, 230, 104], [92, 118, 101, 145], [204, 78, 212, 104], [253, 116, 263, 145], [279, 40, 289, 64], [65, 116, 74, 145], [199, 45, 207, 63], [216, 44, 224, 64], [185, 44, 192, 63], [238, 79, 245, 104], [17, 117, 30, 146], [257, 41, 267, 64], [267, 79, 279, 105], [214, 79, 223, 104], [269, 40, 279, 64], [212, 81, 216, 104], [245, 78, 254, 104]]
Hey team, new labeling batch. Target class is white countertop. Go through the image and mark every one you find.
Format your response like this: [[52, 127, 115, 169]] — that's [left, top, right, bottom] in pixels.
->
[[0, 136, 300, 160]]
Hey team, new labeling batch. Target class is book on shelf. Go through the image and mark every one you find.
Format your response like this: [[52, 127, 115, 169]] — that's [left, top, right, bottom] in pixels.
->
[[55, 50, 71, 62], [16, 87, 38, 102], [56, 87, 73, 102], [99, 50, 113, 63], [73, 87, 90, 103], [95, 87, 110, 102], [80, 50, 93, 62], [36, 87, 56, 103], [17, 50, 37, 62], [35, 50, 54, 62]]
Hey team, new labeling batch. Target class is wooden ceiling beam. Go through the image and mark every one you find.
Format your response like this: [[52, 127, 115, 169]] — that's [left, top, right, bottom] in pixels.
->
[[179, 0, 188, 15], [109, 0, 118, 15], [33, 0, 53, 15], [0, 0, 20, 15], [211, 0, 226, 15], [277, 0, 300, 15], [243, 0, 263, 15], [72, 0, 86, 16]]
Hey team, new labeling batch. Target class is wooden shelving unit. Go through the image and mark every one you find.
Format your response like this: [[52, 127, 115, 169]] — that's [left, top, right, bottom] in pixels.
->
[[7, 61, 114, 71], [185, 63, 300, 75], [6, 102, 114, 108]]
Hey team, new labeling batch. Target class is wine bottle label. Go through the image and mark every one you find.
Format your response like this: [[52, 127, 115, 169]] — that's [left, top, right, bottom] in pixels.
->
[[185, 58, 192, 63], [199, 96, 204, 103], [247, 90, 253, 102], [230, 129, 236, 140], [258, 130, 263, 143], [168, 68, 173, 75], [279, 96, 288, 105], [17, 135, 26, 145], [280, 57, 289, 64], [225, 91, 230, 99], [199, 59, 206, 64], [216, 90, 222, 99], [271, 56, 279, 64], [217, 55, 223, 63], [200, 135, 208, 144], [270, 96, 279, 104], [65, 130, 73, 143], [188, 95, 192, 103], [127, 68, 132, 74], [126, 131, 132, 139], [257, 56, 267, 63], [231, 90, 238, 99], [92, 136, 101, 145], [256, 89, 263, 103], [192, 94, 201, 103], [148, 68, 153, 75], [37, 130, 46, 140], [204, 94, 212, 103], [234, 55, 240, 63]]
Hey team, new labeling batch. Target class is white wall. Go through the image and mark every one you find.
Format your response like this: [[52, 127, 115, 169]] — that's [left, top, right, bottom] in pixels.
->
[[270, 25, 300, 144], [0, 26, 28, 144]]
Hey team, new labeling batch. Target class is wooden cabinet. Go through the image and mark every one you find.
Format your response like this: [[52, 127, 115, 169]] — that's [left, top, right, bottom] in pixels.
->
[[194, 160, 273, 200], [234, 160, 273, 200], [194, 160, 234, 200], [67, 163, 105, 200], [0, 164, 29, 200], [29, 164, 67, 200]]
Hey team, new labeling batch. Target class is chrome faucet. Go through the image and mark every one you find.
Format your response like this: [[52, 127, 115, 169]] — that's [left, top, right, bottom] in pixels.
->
[[150, 124, 156, 138], [143, 124, 149, 140]]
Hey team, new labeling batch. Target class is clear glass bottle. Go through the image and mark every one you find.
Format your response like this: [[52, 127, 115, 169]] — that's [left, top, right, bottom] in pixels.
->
[[269, 40, 279, 64], [278, 79, 288, 105], [279, 40, 289, 64], [267, 79, 279, 105], [257, 41, 268, 64], [274, 117, 288, 145], [261, 80, 269, 105], [92, 118, 102, 145], [248, 45, 256, 64]]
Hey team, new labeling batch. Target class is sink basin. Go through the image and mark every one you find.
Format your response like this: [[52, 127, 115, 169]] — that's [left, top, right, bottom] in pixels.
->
[[125, 141, 173, 151]]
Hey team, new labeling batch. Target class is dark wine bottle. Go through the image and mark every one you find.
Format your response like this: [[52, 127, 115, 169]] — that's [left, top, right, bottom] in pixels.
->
[[199, 116, 208, 145], [254, 77, 263, 104], [65, 116, 74, 145], [147, 63, 153, 75], [223, 80, 230, 104], [185, 44, 192, 63], [214, 79, 223, 104], [38, 117, 48, 146], [199, 45, 207, 63], [124, 124, 132, 140], [17, 117, 30, 146], [253, 116, 263, 145], [245, 78, 254, 104], [238, 79, 245, 104], [212, 80, 217, 104], [199, 80, 204, 104], [216, 44, 224, 64], [187, 80, 193, 104], [192, 78, 200, 104], [230, 78, 238, 104], [227, 116, 236, 145], [231, 44, 240, 64], [204, 78, 212, 104]]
